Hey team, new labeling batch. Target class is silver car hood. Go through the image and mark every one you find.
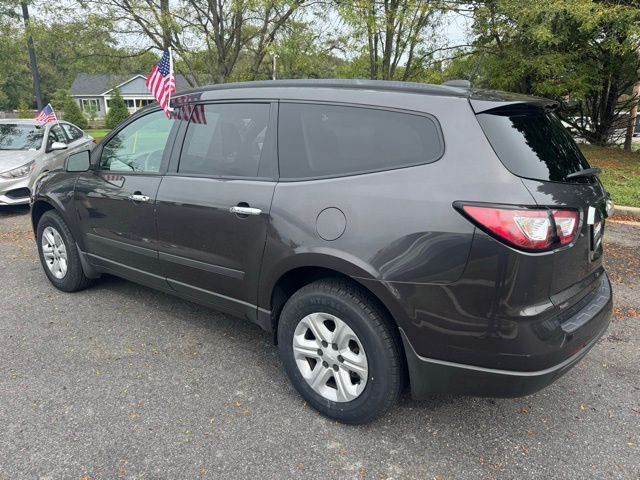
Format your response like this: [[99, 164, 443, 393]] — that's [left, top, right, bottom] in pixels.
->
[[0, 150, 40, 174]]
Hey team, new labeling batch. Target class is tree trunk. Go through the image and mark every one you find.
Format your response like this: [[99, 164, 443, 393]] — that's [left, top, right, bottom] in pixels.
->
[[160, 0, 171, 50], [21, 2, 42, 110], [624, 82, 640, 151]]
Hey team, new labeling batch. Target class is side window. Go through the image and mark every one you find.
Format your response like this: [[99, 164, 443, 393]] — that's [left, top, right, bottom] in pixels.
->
[[62, 124, 84, 141], [178, 103, 270, 178], [278, 103, 443, 179], [100, 110, 172, 173], [48, 124, 68, 146]]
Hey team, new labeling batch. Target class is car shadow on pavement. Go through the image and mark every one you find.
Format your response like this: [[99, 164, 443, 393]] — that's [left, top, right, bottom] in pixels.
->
[[0, 205, 30, 217], [88, 273, 286, 366], [84, 273, 578, 425]]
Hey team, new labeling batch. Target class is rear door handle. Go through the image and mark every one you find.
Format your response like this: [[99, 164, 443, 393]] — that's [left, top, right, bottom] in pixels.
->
[[229, 206, 262, 216], [129, 193, 150, 203]]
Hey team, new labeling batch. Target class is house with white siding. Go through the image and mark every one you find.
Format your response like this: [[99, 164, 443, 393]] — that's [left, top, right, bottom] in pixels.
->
[[70, 73, 190, 118]]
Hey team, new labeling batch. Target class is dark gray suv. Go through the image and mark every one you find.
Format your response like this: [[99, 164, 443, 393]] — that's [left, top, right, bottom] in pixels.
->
[[31, 80, 613, 424]]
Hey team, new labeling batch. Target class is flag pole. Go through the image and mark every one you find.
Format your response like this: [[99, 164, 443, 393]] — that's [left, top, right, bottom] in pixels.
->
[[49, 103, 63, 130], [167, 46, 174, 113]]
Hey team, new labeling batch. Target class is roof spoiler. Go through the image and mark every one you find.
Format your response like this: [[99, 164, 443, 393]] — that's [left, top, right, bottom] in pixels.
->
[[470, 94, 559, 114]]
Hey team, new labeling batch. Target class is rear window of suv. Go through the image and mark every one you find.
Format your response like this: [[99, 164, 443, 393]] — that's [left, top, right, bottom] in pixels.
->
[[278, 103, 443, 179], [476, 105, 591, 183]]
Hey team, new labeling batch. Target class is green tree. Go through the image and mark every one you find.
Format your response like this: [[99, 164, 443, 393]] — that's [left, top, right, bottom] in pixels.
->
[[17, 99, 32, 118], [338, 0, 448, 80], [105, 88, 129, 129], [85, 103, 98, 124], [0, 19, 31, 110], [52, 89, 88, 129], [79, 0, 308, 84], [470, 0, 640, 145], [0, 13, 160, 110]]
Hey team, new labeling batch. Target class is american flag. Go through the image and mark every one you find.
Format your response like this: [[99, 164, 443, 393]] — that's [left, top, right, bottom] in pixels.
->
[[35, 104, 57, 124], [171, 94, 207, 124], [145, 48, 175, 118]]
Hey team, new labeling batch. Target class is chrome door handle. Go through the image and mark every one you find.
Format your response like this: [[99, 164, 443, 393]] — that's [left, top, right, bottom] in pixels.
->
[[229, 206, 262, 216], [128, 194, 150, 202]]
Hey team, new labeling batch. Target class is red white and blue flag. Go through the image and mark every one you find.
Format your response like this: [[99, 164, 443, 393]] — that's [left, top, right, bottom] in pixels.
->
[[171, 94, 207, 124], [145, 48, 175, 118], [35, 104, 57, 124]]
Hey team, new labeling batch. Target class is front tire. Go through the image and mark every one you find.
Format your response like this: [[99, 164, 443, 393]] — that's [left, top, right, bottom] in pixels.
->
[[37, 210, 92, 292], [278, 279, 403, 424]]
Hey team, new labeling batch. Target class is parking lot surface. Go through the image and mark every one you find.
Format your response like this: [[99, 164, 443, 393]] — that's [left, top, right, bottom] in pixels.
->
[[1, 206, 638, 479]]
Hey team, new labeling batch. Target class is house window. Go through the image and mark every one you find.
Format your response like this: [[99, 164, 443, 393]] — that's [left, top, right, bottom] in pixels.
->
[[106, 98, 154, 109], [81, 98, 100, 112]]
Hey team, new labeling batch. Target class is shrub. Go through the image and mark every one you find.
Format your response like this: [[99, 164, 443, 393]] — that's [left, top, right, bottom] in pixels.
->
[[51, 89, 88, 129], [105, 88, 130, 129], [17, 100, 33, 118]]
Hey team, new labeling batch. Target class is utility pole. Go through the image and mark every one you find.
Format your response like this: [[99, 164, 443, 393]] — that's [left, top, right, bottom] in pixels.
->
[[624, 81, 640, 151], [21, 1, 43, 110], [272, 54, 279, 81]]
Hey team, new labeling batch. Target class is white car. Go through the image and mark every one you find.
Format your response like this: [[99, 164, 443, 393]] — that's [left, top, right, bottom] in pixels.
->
[[0, 119, 94, 206]]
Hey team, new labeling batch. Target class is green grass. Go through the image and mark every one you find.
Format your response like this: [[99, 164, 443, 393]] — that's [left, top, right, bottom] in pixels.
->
[[580, 145, 640, 208], [86, 128, 110, 143]]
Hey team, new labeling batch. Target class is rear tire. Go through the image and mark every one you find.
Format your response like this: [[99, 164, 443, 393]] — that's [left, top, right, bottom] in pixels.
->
[[37, 210, 92, 292], [278, 278, 403, 424]]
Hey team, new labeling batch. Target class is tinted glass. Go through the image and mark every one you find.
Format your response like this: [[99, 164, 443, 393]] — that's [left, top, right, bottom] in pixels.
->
[[100, 110, 172, 173], [477, 107, 591, 182], [0, 124, 44, 150], [278, 103, 443, 179], [179, 103, 270, 178], [62, 124, 83, 141]]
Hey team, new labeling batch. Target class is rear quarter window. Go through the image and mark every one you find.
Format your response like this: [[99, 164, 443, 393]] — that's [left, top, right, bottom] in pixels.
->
[[476, 106, 591, 183], [278, 103, 443, 179], [62, 124, 84, 141]]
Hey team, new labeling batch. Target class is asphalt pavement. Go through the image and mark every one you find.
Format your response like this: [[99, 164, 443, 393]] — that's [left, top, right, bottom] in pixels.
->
[[0, 205, 638, 479]]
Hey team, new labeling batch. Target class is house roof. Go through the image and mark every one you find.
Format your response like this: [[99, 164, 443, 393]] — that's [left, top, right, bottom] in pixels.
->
[[70, 73, 191, 96]]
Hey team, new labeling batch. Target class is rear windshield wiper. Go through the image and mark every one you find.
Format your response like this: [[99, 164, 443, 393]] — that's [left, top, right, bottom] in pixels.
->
[[565, 167, 601, 181]]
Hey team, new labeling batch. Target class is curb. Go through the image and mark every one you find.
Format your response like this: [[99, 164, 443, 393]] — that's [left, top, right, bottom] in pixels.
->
[[612, 205, 640, 219]]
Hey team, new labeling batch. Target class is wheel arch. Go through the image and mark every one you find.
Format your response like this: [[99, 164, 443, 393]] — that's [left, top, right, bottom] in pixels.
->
[[31, 197, 84, 250], [266, 261, 410, 389], [263, 253, 409, 345], [31, 199, 57, 237]]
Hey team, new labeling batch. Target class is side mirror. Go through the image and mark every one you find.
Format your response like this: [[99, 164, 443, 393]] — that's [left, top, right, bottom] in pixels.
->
[[48, 141, 67, 153], [65, 150, 91, 172]]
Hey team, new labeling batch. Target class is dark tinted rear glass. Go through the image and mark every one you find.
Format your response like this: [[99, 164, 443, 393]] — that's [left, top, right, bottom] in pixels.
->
[[278, 103, 443, 179], [179, 103, 270, 178], [476, 106, 590, 182]]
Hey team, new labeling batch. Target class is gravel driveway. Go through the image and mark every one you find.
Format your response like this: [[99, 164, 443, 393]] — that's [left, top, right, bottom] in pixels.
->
[[1, 205, 638, 479]]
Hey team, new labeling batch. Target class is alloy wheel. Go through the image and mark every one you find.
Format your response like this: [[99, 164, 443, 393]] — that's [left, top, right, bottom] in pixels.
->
[[41, 226, 68, 279], [292, 312, 368, 402]]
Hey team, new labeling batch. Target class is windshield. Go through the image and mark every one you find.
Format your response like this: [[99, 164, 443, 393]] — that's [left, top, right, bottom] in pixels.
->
[[0, 124, 45, 151], [476, 106, 591, 183]]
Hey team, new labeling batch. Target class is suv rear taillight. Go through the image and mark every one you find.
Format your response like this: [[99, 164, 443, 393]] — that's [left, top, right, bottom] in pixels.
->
[[457, 204, 580, 252], [551, 209, 579, 245]]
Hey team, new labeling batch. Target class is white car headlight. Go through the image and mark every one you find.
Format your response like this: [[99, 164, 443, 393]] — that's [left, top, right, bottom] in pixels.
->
[[0, 161, 35, 179]]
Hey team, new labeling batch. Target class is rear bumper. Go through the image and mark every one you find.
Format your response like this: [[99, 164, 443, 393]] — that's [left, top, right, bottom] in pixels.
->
[[402, 276, 612, 399]]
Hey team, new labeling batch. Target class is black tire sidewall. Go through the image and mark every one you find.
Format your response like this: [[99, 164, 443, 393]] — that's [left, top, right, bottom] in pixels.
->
[[278, 282, 400, 423], [36, 211, 85, 292]]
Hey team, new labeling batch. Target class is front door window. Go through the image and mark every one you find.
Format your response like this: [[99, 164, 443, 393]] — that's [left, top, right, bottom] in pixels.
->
[[100, 110, 172, 173]]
